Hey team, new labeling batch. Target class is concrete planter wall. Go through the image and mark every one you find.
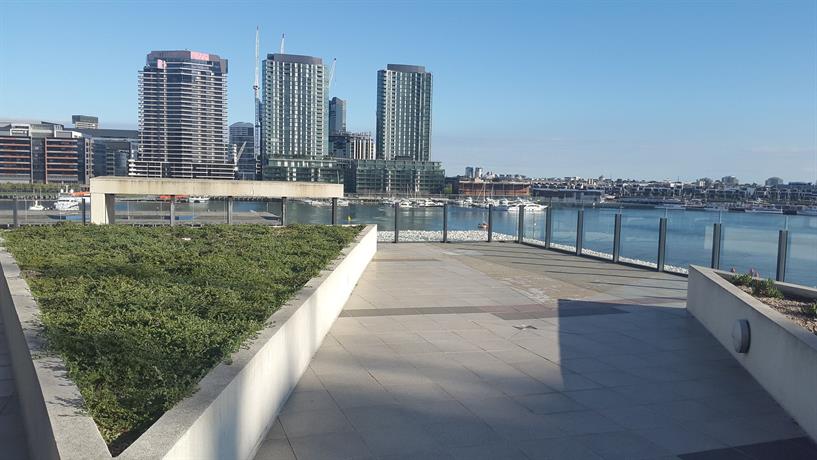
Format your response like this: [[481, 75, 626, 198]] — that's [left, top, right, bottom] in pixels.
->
[[687, 266, 817, 441], [0, 224, 377, 460]]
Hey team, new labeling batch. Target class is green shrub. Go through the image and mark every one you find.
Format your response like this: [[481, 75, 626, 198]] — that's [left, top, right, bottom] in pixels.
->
[[3, 224, 361, 451], [731, 273, 753, 287], [752, 278, 783, 299]]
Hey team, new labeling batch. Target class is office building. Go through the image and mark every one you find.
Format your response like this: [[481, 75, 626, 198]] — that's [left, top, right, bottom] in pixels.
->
[[376, 64, 432, 160], [330, 132, 375, 160], [262, 53, 338, 182], [341, 159, 444, 195], [72, 115, 99, 129], [328, 97, 346, 135], [465, 166, 474, 178], [131, 50, 233, 179], [230, 122, 257, 180], [0, 121, 89, 183], [71, 128, 137, 177]]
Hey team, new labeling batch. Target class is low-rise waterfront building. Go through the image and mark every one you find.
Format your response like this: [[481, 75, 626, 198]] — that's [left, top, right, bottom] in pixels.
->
[[341, 159, 444, 195], [454, 178, 530, 197], [532, 188, 604, 205], [0, 121, 90, 183]]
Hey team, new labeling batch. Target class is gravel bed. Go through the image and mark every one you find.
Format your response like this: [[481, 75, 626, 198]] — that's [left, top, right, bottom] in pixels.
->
[[378, 230, 515, 242], [738, 286, 817, 335]]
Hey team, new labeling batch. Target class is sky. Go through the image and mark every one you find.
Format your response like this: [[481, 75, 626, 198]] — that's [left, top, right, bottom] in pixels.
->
[[1, 0, 816, 183]]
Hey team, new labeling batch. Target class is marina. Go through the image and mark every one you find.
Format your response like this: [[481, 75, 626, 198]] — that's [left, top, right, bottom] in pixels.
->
[[3, 197, 815, 287]]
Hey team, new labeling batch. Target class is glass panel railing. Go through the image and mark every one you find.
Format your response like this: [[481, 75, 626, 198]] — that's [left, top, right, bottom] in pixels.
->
[[522, 206, 547, 246], [720, 212, 784, 279], [489, 206, 521, 241], [786, 215, 817, 287], [287, 199, 332, 224], [619, 212, 659, 268], [447, 204, 489, 242], [228, 199, 279, 225], [664, 211, 719, 274], [394, 203, 445, 242], [550, 207, 577, 252], [582, 208, 615, 260]]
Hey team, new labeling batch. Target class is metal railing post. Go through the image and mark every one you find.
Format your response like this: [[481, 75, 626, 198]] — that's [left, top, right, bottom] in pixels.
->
[[170, 195, 176, 227], [776, 229, 788, 282], [575, 209, 584, 256], [613, 213, 622, 263], [393, 202, 399, 243], [487, 204, 494, 242], [227, 196, 234, 225], [331, 198, 338, 225], [442, 203, 448, 243], [544, 206, 553, 248], [81, 199, 87, 225], [711, 223, 722, 269], [280, 197, 287, 226], [657, 217, 667, 272], [12, 196, 19, 228], [517, 205, 525, 243]]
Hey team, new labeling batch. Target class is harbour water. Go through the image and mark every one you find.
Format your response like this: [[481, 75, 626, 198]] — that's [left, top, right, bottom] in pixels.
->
[[4, 198, 816, 287]]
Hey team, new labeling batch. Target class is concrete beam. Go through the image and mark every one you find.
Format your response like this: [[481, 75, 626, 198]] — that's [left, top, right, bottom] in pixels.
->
[[89, 177, 344, 225], [89, 177, 342, 198]]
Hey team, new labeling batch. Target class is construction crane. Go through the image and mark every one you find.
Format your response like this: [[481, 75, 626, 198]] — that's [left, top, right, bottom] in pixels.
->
[[235, 141, 247, 167], [327, 58, 337, 93], [253, 27, 261, 176]]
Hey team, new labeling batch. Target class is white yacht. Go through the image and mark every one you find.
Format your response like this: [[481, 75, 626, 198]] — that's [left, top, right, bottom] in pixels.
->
[[28, 201, 45, 211], [745, 205, 783, 214], [189, 196, 210, 203], [54, 194, 89, 211], [797, 206, 817, 216]]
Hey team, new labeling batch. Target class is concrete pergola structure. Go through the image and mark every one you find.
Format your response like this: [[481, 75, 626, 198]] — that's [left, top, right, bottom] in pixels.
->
[[89, 177, 344, 225]]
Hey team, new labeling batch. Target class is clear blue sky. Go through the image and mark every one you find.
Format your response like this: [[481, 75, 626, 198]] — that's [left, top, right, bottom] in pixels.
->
[[2, 0, 816, 183]]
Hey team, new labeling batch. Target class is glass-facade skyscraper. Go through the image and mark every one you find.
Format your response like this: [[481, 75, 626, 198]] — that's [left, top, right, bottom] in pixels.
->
[[376, 64, 432, 161], [328, 97, 346, 135]]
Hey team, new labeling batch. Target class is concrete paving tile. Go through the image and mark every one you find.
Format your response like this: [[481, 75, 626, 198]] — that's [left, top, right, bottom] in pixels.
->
[[402, 399, 477, 426], [489, 375, 556, 397], [512, 392, 586, 414], [329, 386, 398, 409], [598, 405, 678, 431], [358, 424, 441, 457], [254, 438, 296, 460], [577, 431, 674, 459], [518, 436, 605, 459], [264, 418, 287, 440], [383, 382, 454, 403], [0, 381, 14, 398], [446, 441, 530, 460], [344, 404, 419, 432], [425, 419, 505, 447], [280, 389, 339, 415], [558, 357, 619, 374], [635, 426, 727, 455], [563, 388, 639, 410], [279, 406, 354, 438], [379, 449, 455, 460], [646, 399, 722, 423], [288, 431, 374, 460], [538, 410, 625, 435]]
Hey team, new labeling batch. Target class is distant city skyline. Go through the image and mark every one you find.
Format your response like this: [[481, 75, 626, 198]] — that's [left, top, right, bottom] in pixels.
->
[[1, 1, 815, 182]]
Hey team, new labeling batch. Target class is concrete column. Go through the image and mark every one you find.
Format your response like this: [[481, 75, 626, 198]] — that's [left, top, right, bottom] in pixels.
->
[[170, 196, 176, 227], [90, 193, 116, 224], [227, 197, 234, 225]]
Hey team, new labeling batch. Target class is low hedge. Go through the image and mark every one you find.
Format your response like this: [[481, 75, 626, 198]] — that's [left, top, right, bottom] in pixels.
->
[[3, 224, 361, 452]]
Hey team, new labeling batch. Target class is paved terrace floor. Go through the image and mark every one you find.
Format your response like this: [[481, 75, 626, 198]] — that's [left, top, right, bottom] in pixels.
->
[[256, 242, 815, 460]]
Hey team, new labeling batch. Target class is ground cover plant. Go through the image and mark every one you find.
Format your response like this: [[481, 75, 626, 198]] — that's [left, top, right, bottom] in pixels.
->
[[3, 224, 361, 453]]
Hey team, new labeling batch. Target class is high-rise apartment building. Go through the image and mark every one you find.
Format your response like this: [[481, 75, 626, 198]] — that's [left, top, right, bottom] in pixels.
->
[[262, 53, 339, 182], [71, 127, 138, 177], [131, 50, 233, 179], [230, 122, 257, 180], [328, 97, 346, 135], [330, 132, 375, 160], [376, 64, 432, 161]]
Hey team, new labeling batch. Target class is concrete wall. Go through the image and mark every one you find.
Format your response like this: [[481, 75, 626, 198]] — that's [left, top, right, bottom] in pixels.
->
[[687, 266, 817, 441], [0, 243, 111, 460], [0, 225, 377, 459]]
